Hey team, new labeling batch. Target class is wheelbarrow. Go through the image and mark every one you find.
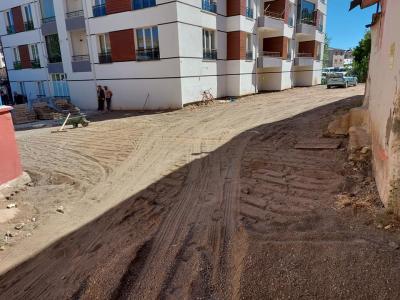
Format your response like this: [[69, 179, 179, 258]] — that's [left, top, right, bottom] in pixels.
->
[[58, 113, 90, 128]]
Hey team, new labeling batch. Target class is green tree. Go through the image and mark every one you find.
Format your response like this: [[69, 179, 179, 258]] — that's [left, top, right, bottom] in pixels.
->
[[323, 34, 331, 68], [352, 30, 371, 82]]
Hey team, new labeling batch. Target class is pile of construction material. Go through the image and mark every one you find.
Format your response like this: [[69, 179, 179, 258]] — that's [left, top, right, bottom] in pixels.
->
[[54, 99, 80, 115], [11, 104, 37, 124], [33, 102, 63, 120]]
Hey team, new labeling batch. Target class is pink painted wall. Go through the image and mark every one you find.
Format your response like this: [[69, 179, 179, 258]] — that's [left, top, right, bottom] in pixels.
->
[[365, 0, 400, 210], [0, 106, 22, 185]]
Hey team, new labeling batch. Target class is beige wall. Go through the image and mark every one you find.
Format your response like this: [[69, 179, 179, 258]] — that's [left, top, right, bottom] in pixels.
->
[[366, 0, 400, 211]]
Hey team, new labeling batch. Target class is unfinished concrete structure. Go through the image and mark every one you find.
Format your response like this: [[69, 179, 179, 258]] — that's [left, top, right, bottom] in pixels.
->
[[350, 0, 400, 210]]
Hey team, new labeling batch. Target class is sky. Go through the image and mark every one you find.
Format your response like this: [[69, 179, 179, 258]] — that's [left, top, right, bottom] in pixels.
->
[[326, 0, 377, 50]]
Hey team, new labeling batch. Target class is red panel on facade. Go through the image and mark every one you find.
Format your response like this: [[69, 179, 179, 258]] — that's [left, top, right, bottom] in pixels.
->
[[298, 40, 317, 58], [106, 0, 132, 15], [109, 29, 136, 62], [0, 107, 22, 185], [19, 45, 32, 69], [227, 31, 247, 60], [263, 36, 288, 59], [12, 6, 24, 33], [227, 0, 246, 16]]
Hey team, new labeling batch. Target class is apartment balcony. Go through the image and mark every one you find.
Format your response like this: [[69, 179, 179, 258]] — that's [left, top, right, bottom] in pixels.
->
[[258, 11, 285, 33], [294, 53, 314, 66], [41, 16, 58, 35], [203, 49, 217, 60], [71, 55, 91, 72], [24, 21, 34, 31], [93, 4, 106, 17], [202, 0, 217, 14], [136, 48, 160, 61], [48, 55, 64, 73], [98, 52, 112, 64], [66, 10, 85, 31], [257, 51, 284, 68]]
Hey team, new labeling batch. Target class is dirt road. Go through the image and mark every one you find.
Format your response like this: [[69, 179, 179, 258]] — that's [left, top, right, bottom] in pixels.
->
[[1, 85, 400, 299]]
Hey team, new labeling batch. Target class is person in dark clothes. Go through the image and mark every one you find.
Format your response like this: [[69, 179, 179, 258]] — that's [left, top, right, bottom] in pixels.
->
[[97, 85, 105, 111], [104, 86, 113, 112]]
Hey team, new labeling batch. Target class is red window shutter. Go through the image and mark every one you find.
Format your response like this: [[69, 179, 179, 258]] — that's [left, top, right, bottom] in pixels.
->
[[106, 0, 132, 15], [12, 7, 24, 33], [19, 45, 32, 69], [109, 29, 136, 62]]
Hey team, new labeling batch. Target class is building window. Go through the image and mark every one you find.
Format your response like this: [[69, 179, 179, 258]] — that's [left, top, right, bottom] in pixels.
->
[[246, 33, 252, 60], [316, 42, 322, 61], [287, 39, 293, 60], [40, 0, 56, 23], [136, 27, 160, 61], [98, 33, 112, 63], [29, 44, 41, 68], [133, 0, 156, 10], [37, 81, 46, 97], [13, 48, 21, 69], [51, 73, 70, 98], [203, 29, 217, 60], [5, 11, 15, 34], [93, 0, 107, 17], [246, 0, 253, 18], [45, 34, 62, 63], [22, 4, 34, 31], [202, 0, 217, 14], [318, 14, 324, 32], [298, 0, 316, 25]]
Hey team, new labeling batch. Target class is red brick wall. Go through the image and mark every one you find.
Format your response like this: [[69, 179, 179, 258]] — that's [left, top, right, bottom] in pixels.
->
[[12, 7, 24, 33], [263, 37, 288, 59], [227, 0, 246, 16], [227, 31, 247, 60], [298, 40, 317, 58], [106, 0, 132, 15], [109, 29, 136, 62], [19, 45, 32, 69]]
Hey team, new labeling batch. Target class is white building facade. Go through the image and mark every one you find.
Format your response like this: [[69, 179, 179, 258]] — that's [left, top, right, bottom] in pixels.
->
[[0, 0, 326, 110]]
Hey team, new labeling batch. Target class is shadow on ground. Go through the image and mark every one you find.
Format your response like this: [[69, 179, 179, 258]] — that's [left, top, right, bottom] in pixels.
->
[[3, 95, 400, 299]]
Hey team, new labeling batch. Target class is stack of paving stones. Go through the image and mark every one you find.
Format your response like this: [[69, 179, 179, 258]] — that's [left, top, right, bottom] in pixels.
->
[[54, 99, 80, 115], [33, 102, 63, 120], [11, 104, 37, 124]]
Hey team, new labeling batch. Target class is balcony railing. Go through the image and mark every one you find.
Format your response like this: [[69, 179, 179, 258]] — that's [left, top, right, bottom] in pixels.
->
[[24, 20, 34, 31], [7, 25, 15, 34], [136, 48, 160, 61], [66, 10, 84, 18], [297, 52, 313, 58], [264, 10, 284, 19], [98, 52, 112, 64], [31, 59, 41, 68], [93, 4, 106, 17], [203, 49, 217, 60], [42, 16, 56, 23], [13, 61, 22, 70], [299, 11, 317, 26], [48, 54, 62, 63], [202, 0, 217, 13], [246, 7, 254, 18], [246, 51, 253, 60], [263, 51, 281, 57], [72, 55, 90, 62]]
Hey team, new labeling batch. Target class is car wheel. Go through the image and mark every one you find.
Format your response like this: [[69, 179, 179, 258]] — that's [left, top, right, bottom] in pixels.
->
[[327, 85, 331, 89]]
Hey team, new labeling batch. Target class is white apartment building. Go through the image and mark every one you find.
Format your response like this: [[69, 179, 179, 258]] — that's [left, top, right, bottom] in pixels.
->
[[0, 0, 326, 110]]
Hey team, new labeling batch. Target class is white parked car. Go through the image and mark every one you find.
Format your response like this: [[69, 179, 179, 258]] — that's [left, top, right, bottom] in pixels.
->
[[327, 73, 358, 89]]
